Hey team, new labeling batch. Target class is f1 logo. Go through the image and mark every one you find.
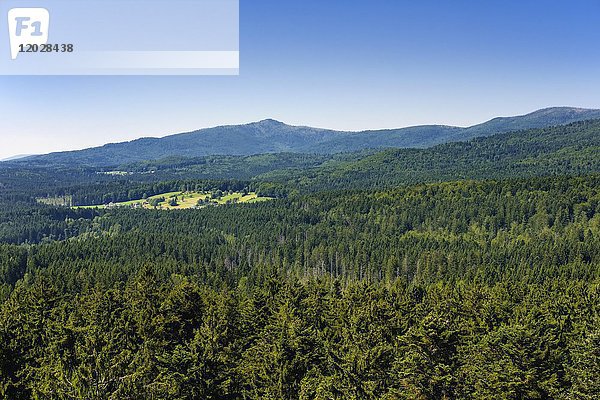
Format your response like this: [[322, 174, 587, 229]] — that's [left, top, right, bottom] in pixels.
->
[[8, 8, 50, 60]]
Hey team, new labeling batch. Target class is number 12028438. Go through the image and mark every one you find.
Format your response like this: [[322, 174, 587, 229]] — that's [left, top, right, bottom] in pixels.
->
[[19, 43, 74, 53]]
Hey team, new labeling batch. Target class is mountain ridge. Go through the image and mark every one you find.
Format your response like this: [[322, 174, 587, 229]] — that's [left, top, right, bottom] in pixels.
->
[[17, 107, 600, 167]]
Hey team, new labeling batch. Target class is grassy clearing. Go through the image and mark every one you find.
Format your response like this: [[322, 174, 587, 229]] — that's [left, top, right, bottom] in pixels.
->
[[75, 191, 272, 210]]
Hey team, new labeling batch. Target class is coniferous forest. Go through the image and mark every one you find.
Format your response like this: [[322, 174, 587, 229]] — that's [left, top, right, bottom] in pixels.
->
[[1, 121, 600, 399]]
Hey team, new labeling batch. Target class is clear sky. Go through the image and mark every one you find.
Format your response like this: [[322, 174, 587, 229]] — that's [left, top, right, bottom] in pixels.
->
[[1, 0, 600, 159]]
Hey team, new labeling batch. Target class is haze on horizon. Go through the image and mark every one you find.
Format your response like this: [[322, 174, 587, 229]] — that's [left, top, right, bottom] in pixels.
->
[[2, 0, 600, 159]]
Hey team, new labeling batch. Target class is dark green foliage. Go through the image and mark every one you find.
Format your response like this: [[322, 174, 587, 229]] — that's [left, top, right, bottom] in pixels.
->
[[0, 275, 598, 399], [566, 325, 600, 399], [0, 202, 99, 244], [0, 175, 598, 397]]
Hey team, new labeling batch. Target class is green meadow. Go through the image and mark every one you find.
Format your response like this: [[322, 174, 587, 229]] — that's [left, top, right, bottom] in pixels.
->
[[75, 191, 271, 210]]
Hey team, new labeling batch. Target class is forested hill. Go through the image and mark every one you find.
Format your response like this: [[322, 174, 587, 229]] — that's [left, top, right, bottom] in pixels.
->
[[17, 107, 600, 167], [260, 119, 600, 190]]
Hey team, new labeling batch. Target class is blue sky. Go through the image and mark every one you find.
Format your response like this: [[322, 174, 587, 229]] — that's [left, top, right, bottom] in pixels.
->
[[2, 0, 600, 159]]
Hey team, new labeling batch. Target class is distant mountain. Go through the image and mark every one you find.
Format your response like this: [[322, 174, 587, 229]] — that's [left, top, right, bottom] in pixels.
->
[[307, 107, 600, 152], [23, 120, 345, 167], [19, 107, 600, 167]]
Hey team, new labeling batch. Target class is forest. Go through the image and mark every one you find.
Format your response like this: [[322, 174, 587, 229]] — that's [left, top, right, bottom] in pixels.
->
[[0, 172, 598, 398], [0, 120, 600, 398]]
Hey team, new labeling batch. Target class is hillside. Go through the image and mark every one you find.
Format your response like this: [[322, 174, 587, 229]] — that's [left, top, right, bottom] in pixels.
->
[[18, 107, 600, 167], [259, 119, 600, 190]]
